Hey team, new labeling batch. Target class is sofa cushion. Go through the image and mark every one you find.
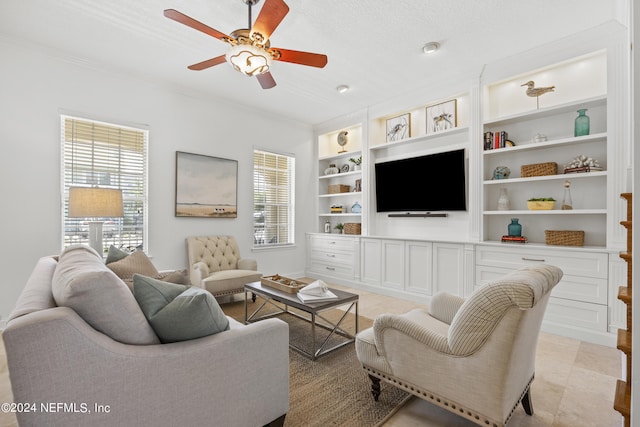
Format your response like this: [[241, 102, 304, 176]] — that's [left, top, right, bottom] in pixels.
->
[[202, 269, 263, 293], [52, 245, 159, 345], [133, 274, 230, 343], [107, 250, 159, 282], [158, 269, 190, 286], [105, 245, 130, 264]]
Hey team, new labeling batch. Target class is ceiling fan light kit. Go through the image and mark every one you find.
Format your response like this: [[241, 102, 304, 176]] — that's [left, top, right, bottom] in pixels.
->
[[164, 0, 328, 89]]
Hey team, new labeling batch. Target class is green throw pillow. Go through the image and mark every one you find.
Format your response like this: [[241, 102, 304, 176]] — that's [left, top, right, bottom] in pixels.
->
[[106, 245, 130, 264], [132, 274, 229, 343]]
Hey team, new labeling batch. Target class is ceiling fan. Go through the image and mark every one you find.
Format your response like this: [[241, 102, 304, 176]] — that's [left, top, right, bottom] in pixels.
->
[[164, 0, 328, 89]]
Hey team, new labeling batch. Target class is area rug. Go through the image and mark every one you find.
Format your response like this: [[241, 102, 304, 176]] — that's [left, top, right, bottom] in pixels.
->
[[222, 299, 410, 427]]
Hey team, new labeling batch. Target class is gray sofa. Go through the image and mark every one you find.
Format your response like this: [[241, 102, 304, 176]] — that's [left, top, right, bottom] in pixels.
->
[[3, 246, 289, 427]]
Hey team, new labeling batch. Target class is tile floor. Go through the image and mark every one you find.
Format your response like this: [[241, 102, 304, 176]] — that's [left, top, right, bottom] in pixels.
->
[[327, 282, 623, 427]]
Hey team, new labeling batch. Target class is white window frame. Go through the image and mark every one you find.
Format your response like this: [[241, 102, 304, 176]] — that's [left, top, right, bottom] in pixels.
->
[[60, 114, 149, 254], [253, 148, 295, 248]]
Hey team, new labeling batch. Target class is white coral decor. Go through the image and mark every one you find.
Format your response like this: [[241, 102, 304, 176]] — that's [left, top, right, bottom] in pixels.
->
[[565, 155, 600, 169]]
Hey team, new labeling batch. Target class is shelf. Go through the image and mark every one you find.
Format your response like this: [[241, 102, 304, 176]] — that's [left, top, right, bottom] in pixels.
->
[[483, 170, 607, 185], [482, 132, 607, 156], [370, 126, 469, 151], [318, 170, 361, 180], [484, 209, 606, 215], [318, 213, 362, 217], [319, 191, 362, 198], [483, 95, 606, 127], [319, 150, 361, 162]]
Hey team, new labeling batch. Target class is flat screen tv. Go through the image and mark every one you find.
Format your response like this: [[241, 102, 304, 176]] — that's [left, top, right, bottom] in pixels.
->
[[374, 149, 467, 212]]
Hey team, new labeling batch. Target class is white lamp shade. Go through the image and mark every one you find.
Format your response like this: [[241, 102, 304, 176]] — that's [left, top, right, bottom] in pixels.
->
[[226, 44, 272, 76], [68, 187, 124, 218]]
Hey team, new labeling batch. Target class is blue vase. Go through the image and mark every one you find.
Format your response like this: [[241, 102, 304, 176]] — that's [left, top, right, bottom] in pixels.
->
[[508, 218, 522, 237], [574, 109, 590, 137]]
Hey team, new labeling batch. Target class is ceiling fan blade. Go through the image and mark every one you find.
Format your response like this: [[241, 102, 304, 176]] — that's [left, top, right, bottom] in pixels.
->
[[187, 55, 227, 71], [257, 72, 277, 89], [250, 0, 289, 43], [164, 9, 230, 42], [270, 48, 328, 68]]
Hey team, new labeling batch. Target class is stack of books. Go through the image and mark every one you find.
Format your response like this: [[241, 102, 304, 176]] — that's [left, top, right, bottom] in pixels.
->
[[501, 235, 528, 243]]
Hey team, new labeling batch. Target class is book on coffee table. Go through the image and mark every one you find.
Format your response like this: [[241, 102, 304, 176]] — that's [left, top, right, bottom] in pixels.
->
[[297, 289, 339, 303]]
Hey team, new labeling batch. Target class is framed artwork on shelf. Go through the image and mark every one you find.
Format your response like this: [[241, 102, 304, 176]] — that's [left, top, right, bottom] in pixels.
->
[[386, 113, 411, 142], [426, 99, 457, 134], [175, 151, 238, 218]]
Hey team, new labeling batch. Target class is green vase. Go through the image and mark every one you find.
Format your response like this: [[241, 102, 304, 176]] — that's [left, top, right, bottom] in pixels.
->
[[508, 218, 522, 237], [574, 109, 590, 137]]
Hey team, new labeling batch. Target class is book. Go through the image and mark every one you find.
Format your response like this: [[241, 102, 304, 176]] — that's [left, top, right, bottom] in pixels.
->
[[501, 235, 528, 243], [297, 289, 338, 303]]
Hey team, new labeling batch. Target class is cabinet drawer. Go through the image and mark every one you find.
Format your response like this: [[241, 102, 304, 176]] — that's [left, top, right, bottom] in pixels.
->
[[475, 265, 607, 305], [310, 235, 357, 252], [308, 260, 355, 279], [475, 245, 608, 279], [544, 298, 608, 332], [310, 248, 354, 266]]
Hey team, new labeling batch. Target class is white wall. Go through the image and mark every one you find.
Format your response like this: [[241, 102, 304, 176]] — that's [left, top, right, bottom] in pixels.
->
[[0, 39, 315, 321]]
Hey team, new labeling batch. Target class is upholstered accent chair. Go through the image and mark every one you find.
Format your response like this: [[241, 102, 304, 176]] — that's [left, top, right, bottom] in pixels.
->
[[355, 264, 563, 427], [186, 235, 262, 299]]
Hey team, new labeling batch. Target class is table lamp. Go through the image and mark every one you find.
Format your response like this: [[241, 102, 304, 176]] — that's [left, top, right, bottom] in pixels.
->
[[68, 187, 124, 255]]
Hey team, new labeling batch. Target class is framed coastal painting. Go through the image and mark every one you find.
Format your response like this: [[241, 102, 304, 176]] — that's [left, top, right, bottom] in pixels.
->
[[426, 99, 457, 134], [175, 151, 238, 218], [386, 113, 411, 142]]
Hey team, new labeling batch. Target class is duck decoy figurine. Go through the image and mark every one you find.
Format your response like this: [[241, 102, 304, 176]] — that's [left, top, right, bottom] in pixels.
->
[[521, 80, 555, 109]]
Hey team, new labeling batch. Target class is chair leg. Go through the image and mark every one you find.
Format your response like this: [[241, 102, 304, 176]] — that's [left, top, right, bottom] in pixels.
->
[[369, 374, 381, 401], [521, 389, 534, 415]]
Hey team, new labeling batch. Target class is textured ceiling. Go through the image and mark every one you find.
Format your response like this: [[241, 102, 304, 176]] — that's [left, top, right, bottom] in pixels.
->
[[0, 0, 620, 125]]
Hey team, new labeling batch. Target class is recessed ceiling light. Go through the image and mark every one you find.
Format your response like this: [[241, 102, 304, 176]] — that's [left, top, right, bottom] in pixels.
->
[[336, 85, 350, 94], [422, 42, 440, 54]]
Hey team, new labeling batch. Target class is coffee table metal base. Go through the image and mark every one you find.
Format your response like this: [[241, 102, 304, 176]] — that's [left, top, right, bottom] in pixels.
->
[[244, 284, 359, 360]]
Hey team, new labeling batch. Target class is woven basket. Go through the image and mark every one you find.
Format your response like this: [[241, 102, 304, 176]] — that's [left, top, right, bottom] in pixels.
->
[[343, 223, 361, 235], [545, 230, 584, 246], [328, 184, 350, 194], [521, 162, 557, 177]]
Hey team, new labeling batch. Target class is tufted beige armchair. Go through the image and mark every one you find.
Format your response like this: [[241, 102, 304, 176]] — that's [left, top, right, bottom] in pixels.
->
[[355, 264, 563, 427], [186, 235, 262, 300]]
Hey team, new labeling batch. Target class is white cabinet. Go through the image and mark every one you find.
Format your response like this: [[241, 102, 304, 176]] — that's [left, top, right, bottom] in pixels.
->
[[360, 238, 405, 289], [381, 240, 404, 289], [307, 234, 359, 281], [356, 237, 465, 298], [432, 243, 465, 296], [475, 244, 611, 343], [405, 241, 433, 295]]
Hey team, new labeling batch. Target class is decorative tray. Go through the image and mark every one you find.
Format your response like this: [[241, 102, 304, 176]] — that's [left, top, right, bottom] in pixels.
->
[[261, 274, 308, 294]]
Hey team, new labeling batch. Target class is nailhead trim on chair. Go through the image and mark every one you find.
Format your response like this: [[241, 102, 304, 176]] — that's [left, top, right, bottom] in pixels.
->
[[362, 365, 534, 427]]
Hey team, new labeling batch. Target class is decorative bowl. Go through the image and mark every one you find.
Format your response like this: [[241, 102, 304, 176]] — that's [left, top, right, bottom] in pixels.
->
[[527, 201, 555, 210]]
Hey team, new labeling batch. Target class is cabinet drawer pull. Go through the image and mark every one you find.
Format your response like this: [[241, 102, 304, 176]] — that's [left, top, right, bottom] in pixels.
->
[[325, 266, 336, 271], [328, 241, 336, 244], [522, 257, 545, 262], [326, 254, 336, 257]]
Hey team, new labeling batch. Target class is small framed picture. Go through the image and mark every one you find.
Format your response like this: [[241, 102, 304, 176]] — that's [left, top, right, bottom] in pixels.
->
[[386, 113, 410, 142], [426, 99, 457, 134], [354, 179, 362, 192]]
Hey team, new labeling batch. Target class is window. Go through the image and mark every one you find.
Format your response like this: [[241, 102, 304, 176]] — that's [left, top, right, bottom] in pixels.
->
[[61, 115, 148, 253], [253, 149, 295, 247]]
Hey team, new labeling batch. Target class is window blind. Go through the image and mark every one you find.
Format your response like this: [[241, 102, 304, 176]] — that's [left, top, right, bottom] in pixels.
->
[[253, 149, 295, 247], [61, 115, 148, 253]]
